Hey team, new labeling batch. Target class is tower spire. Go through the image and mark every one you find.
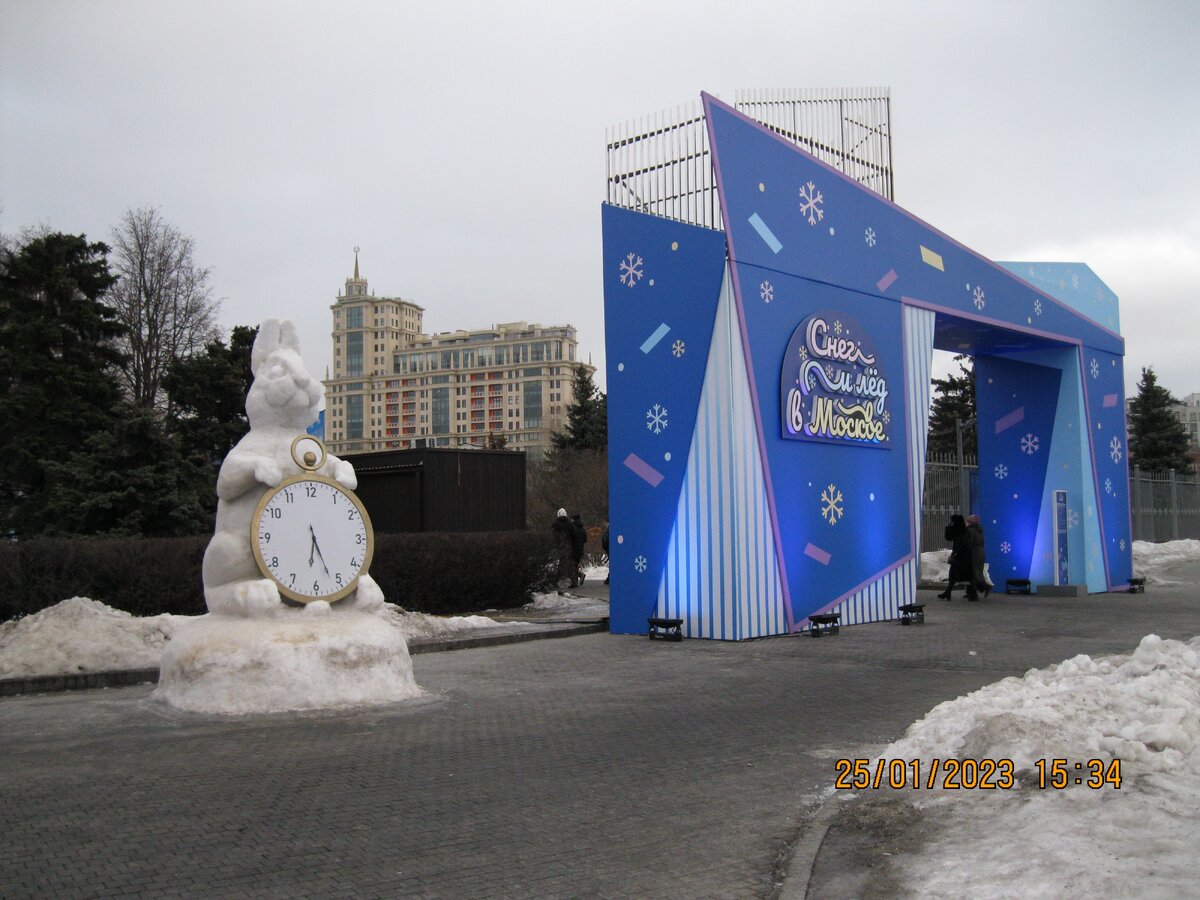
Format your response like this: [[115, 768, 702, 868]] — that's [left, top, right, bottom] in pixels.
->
[[353, 245, 360, 280]]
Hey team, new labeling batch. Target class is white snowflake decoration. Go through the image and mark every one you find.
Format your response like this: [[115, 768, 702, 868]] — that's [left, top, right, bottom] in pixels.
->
[[671, 339, 686, 358], [645, 403, 668, 435], [1020, 433, 1040, 455], [1000, 541, 1012, 554], [1110, 436, 1122, 464], [972, 286, 986, 310], [1119, 539, 1126, 552], [865, 227, 877, 247], [882, 409, 890, 424], [994, 464, 1008, 480], [760, 280, 774, 303], [634, 555, 647, 573], [1068, 509, 1080, 529], [1090, 358, 1100, 379], [1034, 297, 1043, 316], [820, 483, 844, 525], [1105, 477, 1113, 494], [833, 320, 843, 335], [798, 181, 824, 225], [619, 252, 644, 288], [824, 363, 835, 381], [1072, 273, 1080, 289], [798, 346, 809, 362]]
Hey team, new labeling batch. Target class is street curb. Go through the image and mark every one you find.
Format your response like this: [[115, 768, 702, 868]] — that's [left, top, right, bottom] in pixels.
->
[[0, 621, 609, 698], [778, 792, 848, 900]]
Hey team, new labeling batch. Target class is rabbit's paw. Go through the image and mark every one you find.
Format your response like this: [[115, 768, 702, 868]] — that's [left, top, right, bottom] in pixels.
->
[[341, 574, 384, 613], [234, 578, 283, 616], [331, 458, 357, 490], [254, 458, 284, 487]]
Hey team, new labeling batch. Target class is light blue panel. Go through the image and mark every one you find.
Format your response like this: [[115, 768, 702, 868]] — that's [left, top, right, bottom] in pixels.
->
[[657, 269, 786, 639], [1001, 347, 1106, 592], [998, 261, 1120, 334]]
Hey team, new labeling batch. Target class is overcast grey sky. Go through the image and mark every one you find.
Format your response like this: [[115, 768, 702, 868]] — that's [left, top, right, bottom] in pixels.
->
[[3, 0, 1197, 400]]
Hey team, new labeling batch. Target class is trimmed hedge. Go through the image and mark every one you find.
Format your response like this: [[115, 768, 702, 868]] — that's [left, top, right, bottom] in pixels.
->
[[0, 530, 557, 622]]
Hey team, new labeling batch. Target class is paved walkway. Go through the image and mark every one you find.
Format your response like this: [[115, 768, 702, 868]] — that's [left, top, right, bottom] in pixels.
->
[[1, 585, 1197, 898]]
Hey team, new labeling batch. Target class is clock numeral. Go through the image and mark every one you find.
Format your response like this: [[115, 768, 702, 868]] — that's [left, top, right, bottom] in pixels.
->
[[305, 485, 317, 498], [268, 508, 282, 519], [347, 509, 357, 520], [351, 558, 359, 568], [283, 489, 294, 503], [313, 580, 321, 594], [335, 573, 343, 587], [263, 532, 271, 543], [355, 533, 364, 545], [288, 574, 296, 586], [270, 556, 279, 568]]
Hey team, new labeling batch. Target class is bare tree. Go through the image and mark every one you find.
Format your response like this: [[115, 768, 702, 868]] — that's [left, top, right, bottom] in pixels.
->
[[109, 207, 221, 411]]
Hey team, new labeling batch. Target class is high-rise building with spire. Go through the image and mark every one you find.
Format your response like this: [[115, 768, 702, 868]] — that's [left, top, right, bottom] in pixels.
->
[[322, 251, 592, 456]]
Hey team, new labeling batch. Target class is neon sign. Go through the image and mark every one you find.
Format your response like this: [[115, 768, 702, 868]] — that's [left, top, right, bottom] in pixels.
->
[[781, 312, 892, 448]]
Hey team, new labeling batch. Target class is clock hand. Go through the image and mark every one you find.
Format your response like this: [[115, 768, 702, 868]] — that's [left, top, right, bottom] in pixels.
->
[[309, 524, 331, 576]]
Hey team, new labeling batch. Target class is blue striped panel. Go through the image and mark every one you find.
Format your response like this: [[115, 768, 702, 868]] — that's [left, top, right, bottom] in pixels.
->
[[657, 267, 785, 639], [829, 305, 935, 625]]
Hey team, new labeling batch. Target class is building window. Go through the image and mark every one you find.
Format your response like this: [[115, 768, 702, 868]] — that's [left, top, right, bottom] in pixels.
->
[[346, 395, 364, 440], [346, 332, 364, 376]]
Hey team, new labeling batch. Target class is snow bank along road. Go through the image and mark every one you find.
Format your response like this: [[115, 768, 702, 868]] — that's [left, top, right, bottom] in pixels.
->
[[1, 585, 1197, 898]]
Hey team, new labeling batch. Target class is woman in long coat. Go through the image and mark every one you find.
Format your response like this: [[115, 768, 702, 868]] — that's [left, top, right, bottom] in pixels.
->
[[938, 514, 979, 601]]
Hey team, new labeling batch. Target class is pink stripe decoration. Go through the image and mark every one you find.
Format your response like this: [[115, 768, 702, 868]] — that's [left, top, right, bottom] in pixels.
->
[[804, 543, 832, 565], [995, 407, 1025, 434], [876, 269, 898, 292], [1103, 394, 1118, 408], [623, 452, 664, 487]]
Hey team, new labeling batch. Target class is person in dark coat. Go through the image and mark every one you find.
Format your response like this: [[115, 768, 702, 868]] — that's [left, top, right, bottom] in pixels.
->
[[601, 525, 610, 585], [570, 513, 587, 585], [938, 514, 979, 601], [552, 508, 576, 594], [965, 514, 988, 599]]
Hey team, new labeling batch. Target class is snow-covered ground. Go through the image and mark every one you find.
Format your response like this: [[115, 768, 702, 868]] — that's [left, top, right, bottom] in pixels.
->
[[876, 633, 1200, 898], [0, 572, 609, 680]]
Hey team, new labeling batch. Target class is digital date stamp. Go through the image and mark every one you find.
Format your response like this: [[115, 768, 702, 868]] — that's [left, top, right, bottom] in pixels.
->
[[834, 757, 1121, 790]]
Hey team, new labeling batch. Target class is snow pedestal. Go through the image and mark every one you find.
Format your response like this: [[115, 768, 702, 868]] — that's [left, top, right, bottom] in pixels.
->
[[153, 606, 421, 715]]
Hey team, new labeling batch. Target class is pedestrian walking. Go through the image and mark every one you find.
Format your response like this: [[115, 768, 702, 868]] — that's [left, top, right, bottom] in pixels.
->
[[938, 514, 979, 601], [570, 513, 587, 586], [552, 508, 576, 594]]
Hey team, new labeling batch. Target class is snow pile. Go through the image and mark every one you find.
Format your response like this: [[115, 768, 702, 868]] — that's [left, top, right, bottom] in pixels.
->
[[0, 598, 182, 678], [880, 634, 1200, 897], [920, 549, 951, 583], [154, 604, 421, 715], [378, 603, 527, 640], [1133, 538, 1200, 585]]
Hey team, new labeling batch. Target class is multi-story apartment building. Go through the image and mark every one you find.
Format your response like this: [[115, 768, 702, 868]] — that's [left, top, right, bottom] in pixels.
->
[[323, 254, 591, 456]]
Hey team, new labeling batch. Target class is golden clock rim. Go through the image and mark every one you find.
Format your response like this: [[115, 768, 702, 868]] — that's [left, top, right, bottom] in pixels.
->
[[249, 472, 375, 604]]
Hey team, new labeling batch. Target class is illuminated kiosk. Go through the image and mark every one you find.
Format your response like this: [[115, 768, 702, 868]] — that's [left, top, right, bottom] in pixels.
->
[[602, 92, 1132, 638]]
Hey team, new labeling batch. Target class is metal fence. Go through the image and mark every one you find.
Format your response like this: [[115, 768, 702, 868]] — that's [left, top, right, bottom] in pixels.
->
[[919, 457, 1200, 549], [605, 87, 894, 232], [1130, 467, 1200, 542]]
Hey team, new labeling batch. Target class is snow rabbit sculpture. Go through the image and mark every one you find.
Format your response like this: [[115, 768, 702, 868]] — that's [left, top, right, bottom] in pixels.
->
[[202, 319, 384, 616]]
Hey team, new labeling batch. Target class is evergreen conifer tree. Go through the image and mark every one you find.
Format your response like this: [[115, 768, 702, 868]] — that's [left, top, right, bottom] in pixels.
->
[[927, 356, 976, 458], [0, 233, 126, 536], [552, 365, 607, 452], [1128, 367, 1191, 473]]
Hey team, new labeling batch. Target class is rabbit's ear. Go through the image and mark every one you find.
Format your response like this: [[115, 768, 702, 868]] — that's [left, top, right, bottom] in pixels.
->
[[278, 320, 301, 354], [251, 319, 283, 375]]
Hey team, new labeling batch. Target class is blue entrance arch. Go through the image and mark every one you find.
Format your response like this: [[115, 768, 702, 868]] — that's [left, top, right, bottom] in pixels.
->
[[603, 94, 1132, 638]]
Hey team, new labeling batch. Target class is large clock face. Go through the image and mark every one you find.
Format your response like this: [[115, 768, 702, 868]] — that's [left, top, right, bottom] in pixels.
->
[[251, 475, 374, 603]]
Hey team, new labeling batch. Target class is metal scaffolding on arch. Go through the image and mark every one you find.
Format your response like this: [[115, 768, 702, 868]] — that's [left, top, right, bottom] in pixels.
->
[[605, 87, 894, 231]]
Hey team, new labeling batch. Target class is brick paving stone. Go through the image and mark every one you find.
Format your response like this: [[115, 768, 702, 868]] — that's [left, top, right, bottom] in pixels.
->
[[0, 584, 1196, 898]]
